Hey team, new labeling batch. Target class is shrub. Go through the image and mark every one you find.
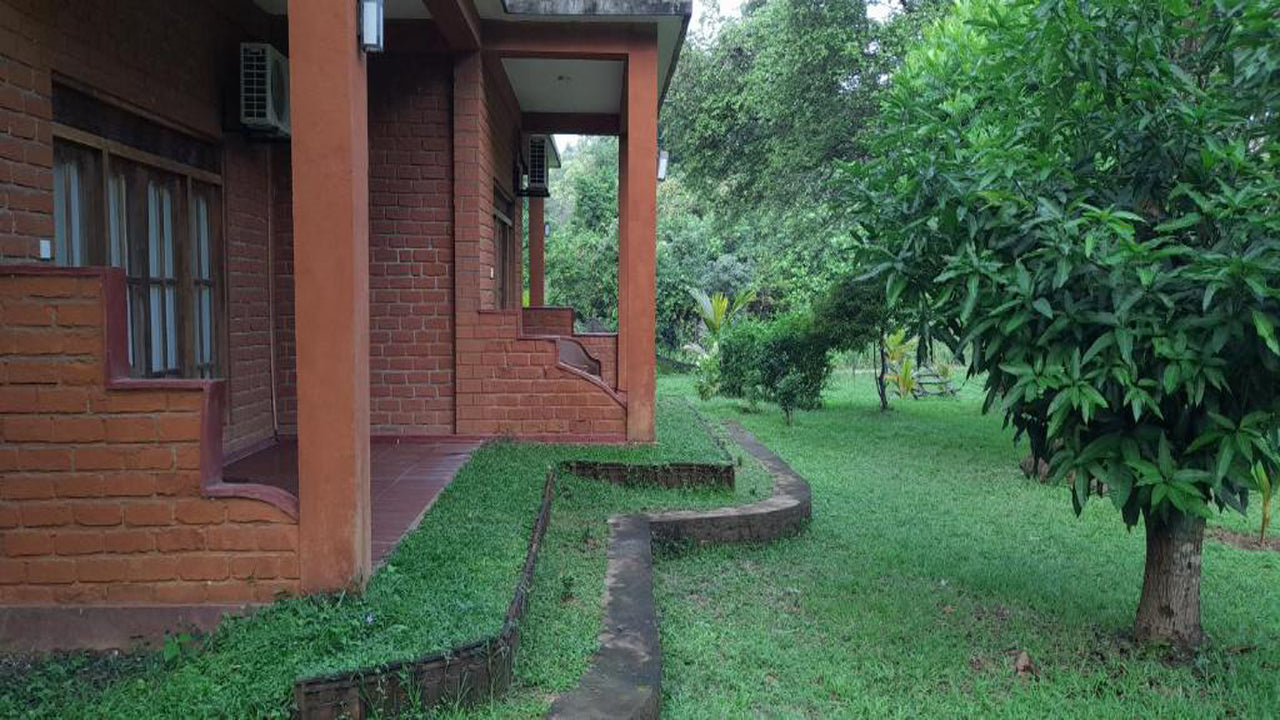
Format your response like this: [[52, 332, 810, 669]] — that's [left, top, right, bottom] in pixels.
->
[[719, 315, 832, 424]]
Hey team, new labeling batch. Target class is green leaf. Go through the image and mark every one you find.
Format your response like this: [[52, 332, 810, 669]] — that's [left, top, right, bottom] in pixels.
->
[[1252, 311, 1280, 356], [1032, 298, 1053, 318], [1154, 213, 1202, 233]]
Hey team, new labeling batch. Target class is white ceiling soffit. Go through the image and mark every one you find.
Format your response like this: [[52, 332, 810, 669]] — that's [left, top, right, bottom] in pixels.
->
[[252, 0, 430, 18], [477, 0, 691, 108], [502, 58, 623, 114]]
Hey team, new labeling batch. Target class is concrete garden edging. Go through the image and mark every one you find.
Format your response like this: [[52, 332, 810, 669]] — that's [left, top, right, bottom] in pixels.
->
[[546, 422, 813, 719]]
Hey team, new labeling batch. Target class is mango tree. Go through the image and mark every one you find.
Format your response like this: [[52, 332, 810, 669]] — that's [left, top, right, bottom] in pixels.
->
[[854, 0, 1280, 647]]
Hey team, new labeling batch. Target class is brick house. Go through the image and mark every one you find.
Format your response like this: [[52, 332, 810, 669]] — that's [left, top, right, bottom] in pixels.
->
[[0, 0, 687, 646]]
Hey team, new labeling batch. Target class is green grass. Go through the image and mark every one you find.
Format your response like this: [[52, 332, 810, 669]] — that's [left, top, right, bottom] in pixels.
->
[[8, 374, 1277, 718], [0, 393, 744, 719], [647, 371, 1279, 719]]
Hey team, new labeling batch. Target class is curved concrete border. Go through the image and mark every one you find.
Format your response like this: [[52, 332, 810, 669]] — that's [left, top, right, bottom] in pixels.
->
[[546, 422, 812, 719]]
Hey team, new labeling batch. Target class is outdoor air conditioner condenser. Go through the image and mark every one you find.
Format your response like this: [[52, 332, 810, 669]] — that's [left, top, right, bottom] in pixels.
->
[[525, 135, 551, 197], [239, 42, 291, 138]]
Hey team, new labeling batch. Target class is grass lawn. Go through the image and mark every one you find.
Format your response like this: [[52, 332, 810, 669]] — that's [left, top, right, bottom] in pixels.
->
[[646, 371, 1279, 719], [0, 393, 759, 720]]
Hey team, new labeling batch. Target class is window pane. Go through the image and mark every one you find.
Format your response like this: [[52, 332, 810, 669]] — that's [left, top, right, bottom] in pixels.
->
[[126, 290, 136, 368], [52, 141, 100, 267], [149, 285, 163, 371], [161, 187, 174, 279], [165, 286, 178, 371], [201, 288, 213, 367], [148, 182, 161, 276]]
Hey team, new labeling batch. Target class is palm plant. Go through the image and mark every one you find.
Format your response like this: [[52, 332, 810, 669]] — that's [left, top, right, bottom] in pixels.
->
[[683, 286, 757, 358]]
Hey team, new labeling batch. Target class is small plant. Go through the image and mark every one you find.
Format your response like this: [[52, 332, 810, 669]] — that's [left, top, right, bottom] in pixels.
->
[[885, 356, 916, 398], [684, 286, 756, 400]]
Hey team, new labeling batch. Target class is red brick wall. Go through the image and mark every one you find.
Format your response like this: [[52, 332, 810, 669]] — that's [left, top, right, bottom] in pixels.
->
[[576, 334, 619, 390], [451, 54, 627, 439], [522, 307, 575, 336], [271, 146, 298, 435], [367, 55, 454, 435], [0, 0, 54, 261], [223, 138, 277, 456], [0, 270, 298, 606], [0, 0, 283, 455]]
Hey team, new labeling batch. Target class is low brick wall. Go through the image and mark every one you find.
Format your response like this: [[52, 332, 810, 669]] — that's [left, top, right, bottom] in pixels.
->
[[0, 268, 298, 621], [292, 470, 555, 719], [521, 306, 575, 336], [457, 310, 626, 438]]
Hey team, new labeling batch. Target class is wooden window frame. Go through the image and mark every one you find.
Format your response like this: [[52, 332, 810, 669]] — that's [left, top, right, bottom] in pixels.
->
[[52, 123, 227, 380], [493, 187, 517, 310]]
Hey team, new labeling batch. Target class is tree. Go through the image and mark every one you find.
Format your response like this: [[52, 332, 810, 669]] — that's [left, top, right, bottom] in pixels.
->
[[663, 0, 945, 315], [812, 273, 891, 409], [855, 0, 1280, 648]]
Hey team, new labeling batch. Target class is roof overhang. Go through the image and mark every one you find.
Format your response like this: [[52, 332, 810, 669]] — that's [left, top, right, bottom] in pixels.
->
[[252, 0, 690, 129], [480, 0, 690, 128]]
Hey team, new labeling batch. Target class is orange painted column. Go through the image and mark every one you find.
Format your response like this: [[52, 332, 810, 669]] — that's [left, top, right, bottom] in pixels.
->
[[620, 33, 658, 442], [529, 197, 546, 306], [288, 0, 372, 592]]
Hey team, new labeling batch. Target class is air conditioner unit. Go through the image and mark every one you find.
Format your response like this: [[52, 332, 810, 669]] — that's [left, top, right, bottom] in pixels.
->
[[240, 43, 290, 137], [519, 135, 559, 197]]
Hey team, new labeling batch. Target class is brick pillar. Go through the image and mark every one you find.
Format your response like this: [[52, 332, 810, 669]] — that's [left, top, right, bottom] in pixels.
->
[[619, 34, 658, 442], [528, 197, 545, 306], [288, 0, 372, 592]]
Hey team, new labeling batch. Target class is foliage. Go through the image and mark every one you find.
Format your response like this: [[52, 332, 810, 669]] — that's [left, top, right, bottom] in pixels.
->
[[543, 138, 620, 329], [811, 272, 887, 354], [718, 315, 832, 424], [543, 139, 746, 349], [663, 0, 946, 315], [853, 0, 1280, 642]]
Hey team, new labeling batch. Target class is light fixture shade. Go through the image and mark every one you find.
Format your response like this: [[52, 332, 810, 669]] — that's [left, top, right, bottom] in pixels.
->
[[360, 0, 384, 53], [657, 150, 670, 181]]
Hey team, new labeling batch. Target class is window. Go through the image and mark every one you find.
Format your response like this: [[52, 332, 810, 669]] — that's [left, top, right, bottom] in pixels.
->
[[493, 191, 515, 309], [51, 133, 223, 379]]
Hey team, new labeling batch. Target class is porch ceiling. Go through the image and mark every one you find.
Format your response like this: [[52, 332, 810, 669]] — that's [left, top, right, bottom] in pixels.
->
[[502, 58, 623, 114], [480, 0, 689, 114]]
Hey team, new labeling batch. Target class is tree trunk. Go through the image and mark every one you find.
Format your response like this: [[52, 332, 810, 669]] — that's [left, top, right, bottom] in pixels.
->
[[876, 334, 890, 412], [1134, 510, 1205, 649]]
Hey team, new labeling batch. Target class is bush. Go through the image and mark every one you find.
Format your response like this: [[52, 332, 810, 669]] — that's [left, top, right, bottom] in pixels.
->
[[719, 314, 832, 424]]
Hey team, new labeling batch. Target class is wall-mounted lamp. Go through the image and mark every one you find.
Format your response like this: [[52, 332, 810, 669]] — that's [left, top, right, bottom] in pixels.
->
[[657, 150, 669, 181], [360, 0, 385, 53]]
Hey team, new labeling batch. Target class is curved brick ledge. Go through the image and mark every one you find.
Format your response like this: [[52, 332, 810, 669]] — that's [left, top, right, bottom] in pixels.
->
[[292, 471, 555, 719], [546, 422, 812, 719]]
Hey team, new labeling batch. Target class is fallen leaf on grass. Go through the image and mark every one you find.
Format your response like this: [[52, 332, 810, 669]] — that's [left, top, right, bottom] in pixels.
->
[[1011, 649, 1037, 678]]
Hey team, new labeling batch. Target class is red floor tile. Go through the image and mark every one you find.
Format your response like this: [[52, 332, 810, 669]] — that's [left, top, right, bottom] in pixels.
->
[[223, 438, 482, 565]]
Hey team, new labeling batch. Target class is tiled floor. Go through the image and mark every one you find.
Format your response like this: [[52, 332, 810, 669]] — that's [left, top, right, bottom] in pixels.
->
[[223, 438, 483, 565]]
